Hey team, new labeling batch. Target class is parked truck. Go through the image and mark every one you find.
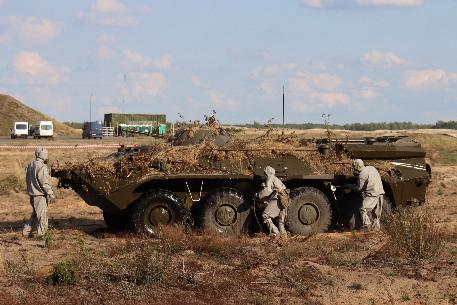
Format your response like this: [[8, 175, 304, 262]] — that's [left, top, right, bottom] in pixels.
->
[[53, 131, 431, 237], [10, 121, 29, 139], [82, 121, 103, 139]]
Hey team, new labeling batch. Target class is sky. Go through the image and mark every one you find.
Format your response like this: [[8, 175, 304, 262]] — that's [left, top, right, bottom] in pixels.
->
[[0, 0, 456, 124]]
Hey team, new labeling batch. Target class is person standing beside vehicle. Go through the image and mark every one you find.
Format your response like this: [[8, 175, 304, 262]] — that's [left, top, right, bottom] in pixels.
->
[[348, 159, 385, 231], [23, 147, 56, 238]]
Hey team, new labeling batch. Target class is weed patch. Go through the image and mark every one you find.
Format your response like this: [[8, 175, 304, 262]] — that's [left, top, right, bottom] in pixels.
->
[[47, 260, 79, 285], [44, 230, 57, 249], [383, 206, 444, 260], [348, 282, 362, 290]]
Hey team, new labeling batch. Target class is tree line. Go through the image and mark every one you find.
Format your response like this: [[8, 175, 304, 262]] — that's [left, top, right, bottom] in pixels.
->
[[65, 120, 457, 131], [237, 120, 457, 131]]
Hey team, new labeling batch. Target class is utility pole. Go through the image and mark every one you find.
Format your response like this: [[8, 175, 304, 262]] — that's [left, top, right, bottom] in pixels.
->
[[282, 85, 285, 126], [122, 73, 127, 125], [122, 74, 127, 112], [89, 93, 93, 123]]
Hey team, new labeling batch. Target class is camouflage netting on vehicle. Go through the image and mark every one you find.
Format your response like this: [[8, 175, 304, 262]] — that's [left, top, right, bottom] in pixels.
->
[[51, 131, 357, 183], [52, 113, 395, 185]]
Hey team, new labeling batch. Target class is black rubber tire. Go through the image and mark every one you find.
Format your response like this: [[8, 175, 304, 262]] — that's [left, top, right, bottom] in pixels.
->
[[103, 211, 129, 231], [197, 188, 251, 235], [286, 187, 332, 236], [130, 189, 185, 236]]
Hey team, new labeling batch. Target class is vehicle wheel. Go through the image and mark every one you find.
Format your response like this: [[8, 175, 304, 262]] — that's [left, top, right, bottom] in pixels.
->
[[286, 187, 332, 236], [197, 188, 251, 235], [103, 211, 129, 231], [130, 189, 185, 236]]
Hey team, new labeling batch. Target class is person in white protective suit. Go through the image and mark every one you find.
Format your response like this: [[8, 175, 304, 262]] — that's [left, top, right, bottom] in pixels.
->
[[257, 166, 289, 236], [349, 159, 385, 231], [23, 147, 55, 238]]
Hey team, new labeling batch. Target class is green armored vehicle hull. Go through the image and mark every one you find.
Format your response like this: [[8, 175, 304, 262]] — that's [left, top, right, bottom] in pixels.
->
[[53, 135, 430, 236]]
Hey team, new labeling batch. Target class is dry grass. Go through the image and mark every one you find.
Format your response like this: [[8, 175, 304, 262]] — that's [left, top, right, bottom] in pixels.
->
[[1, 133, 457, 305], [383, 206, 444, 260], [412, 133, 457, 165]]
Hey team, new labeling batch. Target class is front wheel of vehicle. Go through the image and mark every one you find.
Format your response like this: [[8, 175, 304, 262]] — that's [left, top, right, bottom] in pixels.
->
[[286, 187, 332, 236], [130, 189, 185, 236]]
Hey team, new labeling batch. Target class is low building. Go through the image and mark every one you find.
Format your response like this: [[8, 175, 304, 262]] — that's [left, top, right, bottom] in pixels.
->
[[104, 113, 166, 127]]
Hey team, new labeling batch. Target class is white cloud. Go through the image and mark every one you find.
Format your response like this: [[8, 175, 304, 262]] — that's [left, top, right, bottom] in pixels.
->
[[362, 50, 406, 67], [78, 0, 138, 27], [286, 70, 349, 112], [0, 33, 8, 44], [97, 46, 116, 60], [92, 0, 126, 13], [3, 17, 61, 45], [191, 75, 240, 110], [355, 77, 390, 98], [310, 92, 350, 106], [288, 77, 311, 95], [288, 72, 343, 95], [292, 92, 350, 112], [252, 63, 297, 78], [25, 87, 73, 113], [191, 76, 204, 87], [301, 0, 424, 8], [359, 76, 389, 88], [304, 72, 342, 90], [354, 87, 377, 98], [356, 0, 423, 7], [404, 69, 457, 89], [97, 34, 116, 44], [130, 72, 167, 97], [123, 49, 172, 69], [259, 82, 275, 96], [207, 90, 240, 110], [13, 51, 67, 84]]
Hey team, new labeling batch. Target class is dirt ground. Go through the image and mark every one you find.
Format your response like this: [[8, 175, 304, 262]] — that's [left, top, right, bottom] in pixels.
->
[[0, 131, 456, 305]]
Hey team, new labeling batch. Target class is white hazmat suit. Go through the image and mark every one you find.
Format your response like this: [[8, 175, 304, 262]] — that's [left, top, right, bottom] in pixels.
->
[[259, 166, 288, 236], [23, 147, 55, 237], [351, 159, 385, 231]]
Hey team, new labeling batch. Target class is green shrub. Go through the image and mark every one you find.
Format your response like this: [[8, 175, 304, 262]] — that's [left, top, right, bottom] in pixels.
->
[[348, 282, 362, 290], [44, 230, 57, 249], [47, 260, 79, 285]]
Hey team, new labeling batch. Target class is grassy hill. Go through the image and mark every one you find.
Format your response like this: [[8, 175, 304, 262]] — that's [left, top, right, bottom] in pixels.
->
[[0, 94, 79, 136]]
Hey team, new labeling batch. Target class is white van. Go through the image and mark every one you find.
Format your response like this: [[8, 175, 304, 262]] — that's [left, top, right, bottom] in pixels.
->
[[10, 121, 29, 139], [33, 121, 54, 139]]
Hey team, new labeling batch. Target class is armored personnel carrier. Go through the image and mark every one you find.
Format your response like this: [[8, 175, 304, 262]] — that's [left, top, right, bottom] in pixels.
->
[[53, 131, 431, 237]]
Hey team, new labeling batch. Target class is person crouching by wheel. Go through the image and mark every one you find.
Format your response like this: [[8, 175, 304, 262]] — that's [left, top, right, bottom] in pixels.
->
[[255, 166, 290, 237]]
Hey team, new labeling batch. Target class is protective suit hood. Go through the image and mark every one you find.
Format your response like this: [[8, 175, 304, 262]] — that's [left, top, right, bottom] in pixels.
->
[[352, 159, 364, 176], [264, 166, 275, 177], [35, 147, 48, 161]]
